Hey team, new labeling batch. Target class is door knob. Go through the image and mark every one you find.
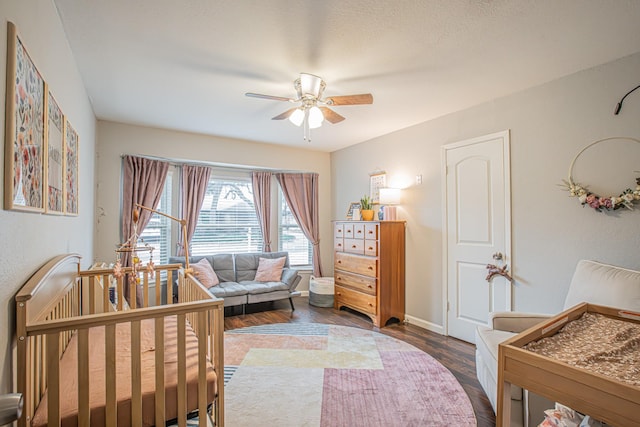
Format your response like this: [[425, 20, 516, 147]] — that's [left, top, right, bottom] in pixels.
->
[[492, 252, 503, 261]]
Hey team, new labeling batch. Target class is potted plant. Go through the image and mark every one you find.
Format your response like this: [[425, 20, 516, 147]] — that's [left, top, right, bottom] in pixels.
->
[[360, 195, 375, 220]]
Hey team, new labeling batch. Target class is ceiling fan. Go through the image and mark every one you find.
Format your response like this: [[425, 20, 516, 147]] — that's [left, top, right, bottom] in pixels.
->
[[245, 73, 373, 142]]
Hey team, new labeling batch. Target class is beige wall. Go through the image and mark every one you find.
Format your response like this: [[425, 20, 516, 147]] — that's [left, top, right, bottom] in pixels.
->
[[95, 121, 332, 290], [331, 52, 640, 332], [0, 1, 96, 393]]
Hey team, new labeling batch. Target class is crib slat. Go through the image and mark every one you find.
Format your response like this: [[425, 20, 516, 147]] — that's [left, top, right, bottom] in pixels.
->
[[46, 332, 61, 427], [103, 273, 111, 312], [198, 311, 207, 426], [177, 313, 187, 427], [117, 277, 124, 311], [131, 320, 142, 425], [155, 270, 162, 307], [167, 270, 174, 303], [77, 328, 90, 425], [143, 273, 149, 307], [89, 276, 96, 314], [155, 317, 166, 425], [105, 323, 117, 426]]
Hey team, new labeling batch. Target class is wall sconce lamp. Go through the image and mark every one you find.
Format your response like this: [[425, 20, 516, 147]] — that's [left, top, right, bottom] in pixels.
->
[[614, 83, 640, 115], [379, 188, 401, 220]]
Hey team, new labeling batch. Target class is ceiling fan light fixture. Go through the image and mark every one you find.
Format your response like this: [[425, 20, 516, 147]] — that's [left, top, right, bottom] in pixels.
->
[[300, 73, 323, 97], [289, 108, 305, 126], [308, 106, 324, 129]]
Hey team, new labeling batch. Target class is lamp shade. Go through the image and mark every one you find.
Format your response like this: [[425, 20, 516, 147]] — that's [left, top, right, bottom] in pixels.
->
[[308, 106, 324, 128], [289, 108, 305, 126], [379, 188, 401, 205]]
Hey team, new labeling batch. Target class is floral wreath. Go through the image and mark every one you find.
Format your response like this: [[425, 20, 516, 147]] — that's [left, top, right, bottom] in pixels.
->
[[561, 137, 640, 212]]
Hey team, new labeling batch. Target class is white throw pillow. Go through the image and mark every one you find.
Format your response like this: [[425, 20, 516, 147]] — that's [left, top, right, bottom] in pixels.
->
[[191, 258, 220, 288], [254, 257, 286, 281]]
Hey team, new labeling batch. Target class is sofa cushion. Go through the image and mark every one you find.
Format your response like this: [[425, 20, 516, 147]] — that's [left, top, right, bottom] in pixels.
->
[[235, 252, 290, 282], [239, 280, 290, 295], [254, 257, 286, 281], [207, 282, 248, 298], [564, 260, 640, 311], [191, 258, 219, 288], [475, 326, 522, 402]]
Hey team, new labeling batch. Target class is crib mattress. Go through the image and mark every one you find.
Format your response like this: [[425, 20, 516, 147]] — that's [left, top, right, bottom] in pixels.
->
[[31, 316, 216, 427]]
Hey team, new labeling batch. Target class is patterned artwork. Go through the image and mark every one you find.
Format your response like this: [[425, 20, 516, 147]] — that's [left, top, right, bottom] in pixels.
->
[[46, 91, 64, 214], [4, 23, 45, 211], [64, 120, 79, 215]]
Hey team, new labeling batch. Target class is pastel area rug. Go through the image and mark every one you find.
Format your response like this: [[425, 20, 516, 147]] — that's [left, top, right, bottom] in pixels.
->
[[223, 323, 477, 427]]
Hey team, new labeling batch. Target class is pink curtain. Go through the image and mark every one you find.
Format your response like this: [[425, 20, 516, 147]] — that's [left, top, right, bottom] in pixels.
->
[[177, 165, 212, 256], [275, 172, 323, 276], [251, 171, 272, 252], [121, 155, 169, 305]]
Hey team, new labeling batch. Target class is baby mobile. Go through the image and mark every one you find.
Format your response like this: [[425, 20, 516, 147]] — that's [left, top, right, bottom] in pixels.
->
[[113, 208, 155, 298]]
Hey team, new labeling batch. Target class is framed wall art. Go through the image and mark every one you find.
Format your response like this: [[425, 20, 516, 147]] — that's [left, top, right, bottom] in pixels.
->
[[369, 171, 386, 204], [4, 22, 46, 212], [45, 86, 65, 214], [64, 119, 79, 215], [346, 201, 361, 220]]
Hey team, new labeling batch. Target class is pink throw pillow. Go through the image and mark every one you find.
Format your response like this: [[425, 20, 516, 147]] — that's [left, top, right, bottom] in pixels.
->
[[254, 257, 286, 281], [191, 258, 219, 288]]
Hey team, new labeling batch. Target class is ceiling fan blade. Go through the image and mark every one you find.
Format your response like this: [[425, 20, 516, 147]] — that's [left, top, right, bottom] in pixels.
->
[[245, 92, 293, 102], [319, 107, 345, 124], [325, 93, 373, 106], [272, 108, 298, 120]]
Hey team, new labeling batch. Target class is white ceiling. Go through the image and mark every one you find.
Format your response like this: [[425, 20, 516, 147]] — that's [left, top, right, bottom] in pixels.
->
[[53, 0, 640, 152]]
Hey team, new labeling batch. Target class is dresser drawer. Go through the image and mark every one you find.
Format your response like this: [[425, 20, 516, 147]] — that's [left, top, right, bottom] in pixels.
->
[[334, 270, 376, 295], [335, 285, 377, 316], [344, 238, 364, 254], [334, 237, 344, 252], [364, 239, 378, 256], [353, 223, 365, 239], [364, 223, 378, 239], [343, 223, 354, 238], [334, 252, 377, 277], [334, 223, 345, 237]]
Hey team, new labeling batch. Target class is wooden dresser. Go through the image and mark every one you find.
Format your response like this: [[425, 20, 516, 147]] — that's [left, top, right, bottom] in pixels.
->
[[333, 220, 406, 327]]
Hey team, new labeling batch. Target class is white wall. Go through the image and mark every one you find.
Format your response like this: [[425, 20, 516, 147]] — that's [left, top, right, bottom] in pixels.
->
[[0, 1, 96, 394], [95, 121, 332, 291], [331, 53, 640, 332]]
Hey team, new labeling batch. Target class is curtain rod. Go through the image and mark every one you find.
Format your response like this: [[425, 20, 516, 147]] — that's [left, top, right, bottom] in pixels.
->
[[119, 153, 307, 174]]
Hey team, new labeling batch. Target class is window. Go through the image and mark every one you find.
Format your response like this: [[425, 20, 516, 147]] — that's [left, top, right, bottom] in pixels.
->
[[138, 171, 173, 268], [191, 175, 263, 255], [279, 190, 312, 266]]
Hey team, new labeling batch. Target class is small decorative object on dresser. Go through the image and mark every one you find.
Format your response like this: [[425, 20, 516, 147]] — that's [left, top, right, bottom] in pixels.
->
[[359, 194, 375, 220], [333, 220, 406, 327]]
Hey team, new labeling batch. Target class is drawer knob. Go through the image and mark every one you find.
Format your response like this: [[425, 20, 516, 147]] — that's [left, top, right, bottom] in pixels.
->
[[368, 266, 373, 270], [368, 247, 373, 250], [337, 292, 341, 296], [337, 260, 342, 264], [352, 245, 357, 249], [368, 303, 373, 307], [368, 285, 372, 288]]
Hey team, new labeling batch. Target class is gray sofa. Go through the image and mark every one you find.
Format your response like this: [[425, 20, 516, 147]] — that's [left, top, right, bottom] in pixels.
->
[[169, 251, 302, 312]]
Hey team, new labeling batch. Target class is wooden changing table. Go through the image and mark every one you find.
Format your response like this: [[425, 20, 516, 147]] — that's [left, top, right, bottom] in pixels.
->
[[497, 303, 640, 427]]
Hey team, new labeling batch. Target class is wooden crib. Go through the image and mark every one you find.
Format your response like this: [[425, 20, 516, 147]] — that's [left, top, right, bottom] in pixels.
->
[[15, 254, 224, 427]]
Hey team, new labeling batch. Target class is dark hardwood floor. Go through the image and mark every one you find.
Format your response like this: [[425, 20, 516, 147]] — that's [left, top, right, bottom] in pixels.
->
[[224, 297, 496, 427]]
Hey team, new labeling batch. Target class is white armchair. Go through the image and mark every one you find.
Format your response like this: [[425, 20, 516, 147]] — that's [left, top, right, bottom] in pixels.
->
[[475, 259, 640, 427]]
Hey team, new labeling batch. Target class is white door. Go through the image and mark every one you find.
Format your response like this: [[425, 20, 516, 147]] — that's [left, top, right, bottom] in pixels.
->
[[442, 130, 511, 343]]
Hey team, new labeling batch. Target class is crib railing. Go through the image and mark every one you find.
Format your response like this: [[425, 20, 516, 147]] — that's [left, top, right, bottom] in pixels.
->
[[78, 262, 182, 312]]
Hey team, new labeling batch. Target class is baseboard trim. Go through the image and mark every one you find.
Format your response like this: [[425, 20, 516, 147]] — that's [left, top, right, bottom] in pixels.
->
[[404, 314, 444, 335]]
